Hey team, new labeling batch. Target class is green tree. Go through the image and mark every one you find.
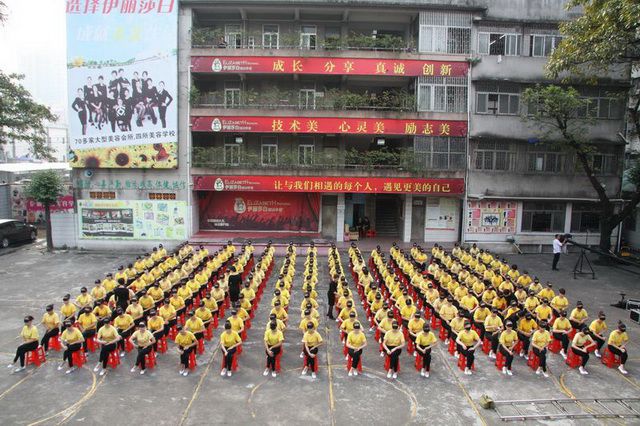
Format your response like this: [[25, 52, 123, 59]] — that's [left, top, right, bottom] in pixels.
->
[[522, 85, 636, 252], [25, 170, 63, 252], [0, 72, 57, 160], [547, 0, 639, 154]]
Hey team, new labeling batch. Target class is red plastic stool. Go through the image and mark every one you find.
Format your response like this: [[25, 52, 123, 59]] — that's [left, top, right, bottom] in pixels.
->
[[188, 351, 197, 371], [48, 335, 62, 351], [415, 354, 423, 371], [527, 350, 540, 370], [167, 325, 177, 340], [439, 326, 447, 341], [26, 346, 46, 367], [86, 335, 98, 353], [566, 349, 581, 369], [275, 349, 283, 373], [601, 348, 621, 368], [144, 350, 156, 369], [304, 356, 319, 373], [197, 338, 205, 355], [221, 352, 239, 372], [107, 350, 120, 369], [482, 337, 491, 354], [495, 351, 505, 369], [513, 341, 523, 355], [125, 339, 134, 353], [157, 336, 168, 354], [204, 324, 214, 341], [212, 315, 219, 328], [384, 354, 400, 373], [72, 350, 87, 369], [458, 353, 474, 371], [346, 354, 363, 372], [548, 338, 561, 353], [448, 338, 456, 355]]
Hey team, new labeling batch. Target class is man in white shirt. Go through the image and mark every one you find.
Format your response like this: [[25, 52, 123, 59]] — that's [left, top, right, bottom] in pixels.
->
[[552, 235, 564, 271]]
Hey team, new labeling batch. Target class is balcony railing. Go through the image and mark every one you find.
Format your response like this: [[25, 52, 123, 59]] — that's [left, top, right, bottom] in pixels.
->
[[191, 28, 415, 52], [191, 89, 417, 112]]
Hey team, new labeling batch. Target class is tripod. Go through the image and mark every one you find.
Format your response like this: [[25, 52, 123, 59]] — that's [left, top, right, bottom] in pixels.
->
[[573, 249, 595, 279]]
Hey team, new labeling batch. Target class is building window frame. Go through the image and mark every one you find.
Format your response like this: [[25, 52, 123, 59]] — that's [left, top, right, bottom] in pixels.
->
[[521, 202, 566, 233], [478, 32, 521, 56], [223, 143, 240, 166], [224, 24, 242, 49], [298, 144, 315, 166], [473, 140, 515, 171], [570, 202, 601, 233], [261, 137, 278, 166], [418, 12, 471, 54], [262, 24, 280, 49], [417, 76, 467, 113], [529, 34, 563, 57], [526, 146, 567, 173], [300, 25, 317, 50], [299, 88, 316, 109]]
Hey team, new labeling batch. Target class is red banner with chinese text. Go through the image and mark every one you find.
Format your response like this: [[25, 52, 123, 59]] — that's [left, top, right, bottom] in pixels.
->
[[191, 116, 467, 137], [193, 176, 464, 195], [192, 56, 468, 77], [199, 191, 320, 232]]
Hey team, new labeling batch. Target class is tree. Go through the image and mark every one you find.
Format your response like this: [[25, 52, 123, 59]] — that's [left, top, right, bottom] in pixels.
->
[[0, 71, 57, 160], [0, 1, 6, 23], [547, 0, 640, 159], [522, 85, 636, 252], [25, 170, 63, 252]]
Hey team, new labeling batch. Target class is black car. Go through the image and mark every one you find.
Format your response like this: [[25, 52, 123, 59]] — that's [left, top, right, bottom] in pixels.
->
[[0, 219, 38, 248]]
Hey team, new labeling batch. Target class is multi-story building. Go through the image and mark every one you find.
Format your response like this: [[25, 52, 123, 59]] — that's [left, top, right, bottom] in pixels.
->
[[69, 0, 629, 251]]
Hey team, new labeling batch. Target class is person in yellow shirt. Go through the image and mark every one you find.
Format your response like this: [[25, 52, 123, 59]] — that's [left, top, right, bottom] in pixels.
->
[[95, 321, 120, 376], [175, 326, 197, 376], [569, 301, 589, 330], [439, 297, 458, 343], [40, 304, 60, 352], [226, 309, 245, 336], [147, 309, 166, 350], [9, 316, 40, 372], [550, 287, 568, 317], [538, 283, 555, 304], [91, 279, 107, 305], [484, 309, 503, 358], [383, 320, 405, 379], [129, 322, 155, 374], [77, 307, 98, 352], [346, 321, 367, 377], [415, 324, 437, 378], [571, 324, 596, 375], [159, 298, 177, 334], [61, 294, 77, 328], [456, 321, 480, 375], [338, 301, 357, 323], [607, 322, 629, 374], [517, 312, 537, 357], [588, 311, 608, 357], [114, 308, 135, 356], [534, 299, 553, 323], [185, 311, 205, 341], [138, 290, 155, 315], [59, 320, 84, 374], [270, 301, 288, 324], [93, 300, 112, 326], [472, 303, 490, 340], [531, 320, 551, 377], [263, 321, 284, 377], [552, 310, 572, 358], [301, 322, 323, 379], [75, 287, 94, 313], [400, 298, 417, 329], [498, 321, 518, 375]]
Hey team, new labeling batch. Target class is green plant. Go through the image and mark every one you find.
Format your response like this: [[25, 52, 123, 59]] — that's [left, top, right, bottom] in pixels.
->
[[189, 85, 201, 107], [191, 27, 224, 46], [323, 36, 341, 50], [25, 170, 63, 251]]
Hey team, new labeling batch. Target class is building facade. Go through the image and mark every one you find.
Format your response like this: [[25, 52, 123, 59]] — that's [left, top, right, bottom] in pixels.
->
[[68, 0, 629, 251]]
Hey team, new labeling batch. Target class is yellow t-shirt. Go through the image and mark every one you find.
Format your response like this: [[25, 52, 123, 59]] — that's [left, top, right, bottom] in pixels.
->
[[97, 325, 119, 342], [159, 305, 176, 320], [484, 315, 503, 332], [570, 308, 588, 321], [147, 316, 165, 332], [114, 314, 134, 330], [458, 329, 480, 347], [264, 329, 284, 346], [518, 318, 538, 334], [227, 316, 244, 332], [61, 303, 76, 318], [408, 318, 425, 334], [499, 330, 519, 348], [383, 330, 405, 347], [21, 325, 39, 340], [531, 329, 551, 347], [220, 331, 242, 348], [535, 305, 552, 320], [439, 304, 458, 321], [299, 317, 319, 331], [175, 331, 197, 347], [61, 328, 83, 344], [185, 317, 205, 333], [450, 317, 466, 333], [572, 333, 593, 348], [131, 329, 154, 346], [303, 330, 323, 347], [400, 305, 417, 320], [78, 313, 97, 330], [347, 331, 367, 348], [589, 319, 607, 335], [126, 304, 144, 319], [415, 331, 437, 347], [608, 330, 629, 347], [553, 317, 571, 332], [42, 312, 60, 330]]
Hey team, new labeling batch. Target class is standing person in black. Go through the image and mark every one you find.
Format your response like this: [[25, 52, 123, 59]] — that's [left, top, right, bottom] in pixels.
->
[[327, 274, 338, 319], [83, 76, 94, 124], [71, 88, 88, 135], [122, 88, 134, 131], [228, 266, 242, 304], [156, 81, 173, 128], [144, 78, 158, 125], [131, 71, 141, 93], [108, 70, 119, 99], [114, 279, 131, 313], [106, 89, 117, 133]]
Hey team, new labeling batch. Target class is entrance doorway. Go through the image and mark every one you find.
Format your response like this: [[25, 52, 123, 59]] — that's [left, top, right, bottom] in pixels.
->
[[375, 195, 401, 237], [411, 197, 425, 241]]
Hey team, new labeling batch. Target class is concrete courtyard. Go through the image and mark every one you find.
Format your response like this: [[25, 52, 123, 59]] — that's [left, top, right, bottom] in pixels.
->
[[0, 242, 639, 425]]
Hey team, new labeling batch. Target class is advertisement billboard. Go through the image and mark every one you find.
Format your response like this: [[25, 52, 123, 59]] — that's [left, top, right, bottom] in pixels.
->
[[78, 199, 187, 240], [199, 192, 320, 232], [66, 1, 178, 168]]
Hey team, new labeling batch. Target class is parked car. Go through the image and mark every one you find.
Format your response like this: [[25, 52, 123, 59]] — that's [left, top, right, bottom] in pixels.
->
[[0, 219, 37, 248]]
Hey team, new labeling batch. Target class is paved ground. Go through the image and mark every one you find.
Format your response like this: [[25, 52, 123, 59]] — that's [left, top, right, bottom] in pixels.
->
[[0, 242, 639, 425]]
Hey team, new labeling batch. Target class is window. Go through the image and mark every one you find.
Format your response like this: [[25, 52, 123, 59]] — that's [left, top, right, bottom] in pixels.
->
[[530, 34, 562, 57], [419, 12, 471, 54], [298, 144, 315, 166], [576, 88, 625, 120], [473, 141, 515, 171], [300, 25, 317, 50], [262, 24, 279, 49], [224, 81, 241, 108], [261, 137, 278, 166], [526, 146, 566, 173], [585, 153, 619, 175], [223, 144, 240, 166], [299, 89, 316, 109], [571, 202, 600, 233], [417, 76, 467, 113], [521, 202, 566, 232], [478, 32, 521, 56], [225, 24, 242, 49], [476, 82, 520, 115], [414, 136, 465, 170]]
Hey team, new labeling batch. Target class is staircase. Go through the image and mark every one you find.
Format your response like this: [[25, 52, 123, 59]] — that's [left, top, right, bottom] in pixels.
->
[[375, 200, 400, 237]]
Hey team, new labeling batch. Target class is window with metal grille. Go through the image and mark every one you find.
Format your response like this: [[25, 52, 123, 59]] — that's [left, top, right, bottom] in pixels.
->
[[478, 32, 521, 56], [261, 137, 278, 166], [414, 136, 465, 170], [300, 25, 317, 50], [223, 144, 240, 166], [417, 76, 467, 113], [521, 202, 566, 232], [473, 140, 515, 171], [570, 202, 601, 233], [419, 11, 471, 54], [262, 24, 279, 49], [298, 144, 315, 166], [224, 81, 241, 108], [225, 24, 242, 49]]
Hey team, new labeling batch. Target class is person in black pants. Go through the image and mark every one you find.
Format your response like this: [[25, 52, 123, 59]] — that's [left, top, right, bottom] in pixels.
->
[[40, 304, 60, 352], [130, 323, 155, 375], [155, 81, 173, 128], [9, 316, 40, 372], [571, 325, 596, 375], [114, 279, 131, 312], [228, 266, 242, 305], [327, 274, 338, 319], [71, 89, 88, 135]]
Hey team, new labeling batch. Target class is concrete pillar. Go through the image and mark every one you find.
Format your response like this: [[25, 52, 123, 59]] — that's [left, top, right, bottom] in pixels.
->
[[402, 194, 412, 243], [564, 202, 572, 234], [337, 193, 345, 242]]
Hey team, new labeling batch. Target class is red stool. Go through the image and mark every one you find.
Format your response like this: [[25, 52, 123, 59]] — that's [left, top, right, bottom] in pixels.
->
[[495, 352, 505, 369], [86, 335, 98, 353], [204, 324, 214, 341], [439, 326, 447, 341], [448, 338, 456, 355], [212, 315, 219, 328], [167, 325, 177, 340], [346, 354, 363, 372], [275, 349, 283, 373], [548, 337, 561, 353], [482, 337, 491, 354], [601, 348, 621, 368], [458, 353, 474, 371], [415, 354, 423, 371], [157, 336, 168, 354], [565, 349, 581, 369], [26, 346, 46, 367], [221, 352, 239, 372], [384, 354, 400, 373], [568, 329, 577, 340], [107, 350, 120, 369], [125, 339, 134, 353], [48, 335, 62, 351], [513, 341, 523, 355], [188, 351, 197, 370], [527, 350, 540, 370], [197, 338, 205, 355], [72, 350, 87, 369], [144, 350, 156, 369]]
